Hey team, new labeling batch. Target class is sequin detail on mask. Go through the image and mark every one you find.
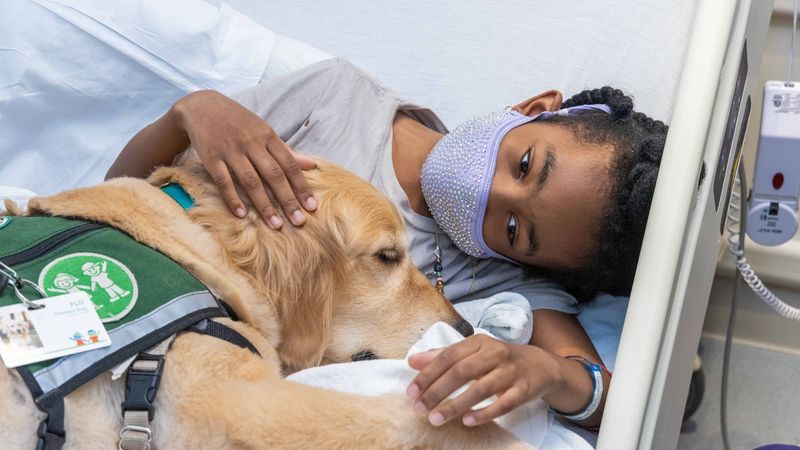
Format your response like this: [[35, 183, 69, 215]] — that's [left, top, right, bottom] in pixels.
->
[[421, 111, 522, 259]]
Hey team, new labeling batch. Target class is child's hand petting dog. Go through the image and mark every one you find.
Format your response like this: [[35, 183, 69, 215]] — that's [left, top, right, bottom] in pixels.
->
[[406, 334, 564, 427], [174, 89, 317, 227]]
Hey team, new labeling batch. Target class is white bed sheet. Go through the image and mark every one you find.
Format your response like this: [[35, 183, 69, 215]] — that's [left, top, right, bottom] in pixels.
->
[[1, 0, 280, 195], [288, 322, 594, 450]]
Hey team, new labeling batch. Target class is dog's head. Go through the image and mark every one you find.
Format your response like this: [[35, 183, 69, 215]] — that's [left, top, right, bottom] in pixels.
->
[[303, 163, 474, 369], [161, 156, 471, 372]]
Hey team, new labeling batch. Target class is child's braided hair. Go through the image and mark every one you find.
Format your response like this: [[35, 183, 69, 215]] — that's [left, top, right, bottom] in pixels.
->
[[526, 87, 668, 301]]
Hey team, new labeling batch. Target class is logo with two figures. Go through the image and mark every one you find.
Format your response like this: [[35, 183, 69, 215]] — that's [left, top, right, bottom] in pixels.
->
[[38, 253, 138, 323], [69, 329, 103, 347]]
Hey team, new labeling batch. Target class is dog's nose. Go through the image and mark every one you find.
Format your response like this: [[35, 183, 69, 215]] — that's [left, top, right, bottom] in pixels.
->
[[453, 319, 474, 337]]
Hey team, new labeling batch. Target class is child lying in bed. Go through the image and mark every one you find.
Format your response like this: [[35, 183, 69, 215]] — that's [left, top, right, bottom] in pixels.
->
[[107, 58, 667, 430]]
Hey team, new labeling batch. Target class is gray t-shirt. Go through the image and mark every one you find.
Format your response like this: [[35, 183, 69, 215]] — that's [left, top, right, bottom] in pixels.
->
[[231, 59, 577, 314]]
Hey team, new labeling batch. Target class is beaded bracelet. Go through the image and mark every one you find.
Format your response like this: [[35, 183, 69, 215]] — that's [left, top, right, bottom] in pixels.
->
[[550, 355, 607, 422]]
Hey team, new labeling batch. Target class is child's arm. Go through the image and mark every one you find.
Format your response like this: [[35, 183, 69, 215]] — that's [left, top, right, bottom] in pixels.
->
[[106, 90, 316, 227], [105, 100, 190, 181]]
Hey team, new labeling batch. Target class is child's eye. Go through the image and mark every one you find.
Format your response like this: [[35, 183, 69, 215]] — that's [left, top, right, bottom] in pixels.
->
[[518, 147, 532, 178], [507, 214, 518, 246]]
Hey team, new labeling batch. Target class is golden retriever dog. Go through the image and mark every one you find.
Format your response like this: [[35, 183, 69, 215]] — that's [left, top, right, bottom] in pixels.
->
[[0, 155, 532, 449]]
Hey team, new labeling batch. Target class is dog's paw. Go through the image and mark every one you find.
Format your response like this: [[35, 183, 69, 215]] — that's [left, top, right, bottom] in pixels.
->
[[3, 198, 26, 216]]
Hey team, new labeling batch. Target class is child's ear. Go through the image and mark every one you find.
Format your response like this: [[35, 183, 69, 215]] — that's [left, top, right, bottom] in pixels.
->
[[513, 90, 563, 116]]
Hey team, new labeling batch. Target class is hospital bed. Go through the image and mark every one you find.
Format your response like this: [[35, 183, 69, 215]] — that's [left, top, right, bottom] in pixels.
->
[[0, 0, 775, 448]]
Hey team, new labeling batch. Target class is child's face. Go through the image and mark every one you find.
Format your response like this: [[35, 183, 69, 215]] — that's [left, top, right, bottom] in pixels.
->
[[482, 121, 614, 270]]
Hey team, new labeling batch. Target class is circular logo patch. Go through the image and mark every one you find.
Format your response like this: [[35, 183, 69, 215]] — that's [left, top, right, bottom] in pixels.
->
[[38, 252, 139, 323], [0, 216, 11, 230]]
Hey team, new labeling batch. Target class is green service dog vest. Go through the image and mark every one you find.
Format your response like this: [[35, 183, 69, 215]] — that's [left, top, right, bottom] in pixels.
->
[[0, 216, 228, 409]]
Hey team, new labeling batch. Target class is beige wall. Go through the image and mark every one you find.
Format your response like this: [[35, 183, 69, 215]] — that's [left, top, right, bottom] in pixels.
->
[[716, 0, 800, 290]]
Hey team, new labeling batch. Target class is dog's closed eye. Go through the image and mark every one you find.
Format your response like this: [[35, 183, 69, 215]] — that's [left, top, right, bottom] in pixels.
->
[[376, 248, 400, 264]]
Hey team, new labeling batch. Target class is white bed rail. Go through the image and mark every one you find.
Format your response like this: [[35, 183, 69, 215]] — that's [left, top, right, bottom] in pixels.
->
[[597, 1, 773, 448]]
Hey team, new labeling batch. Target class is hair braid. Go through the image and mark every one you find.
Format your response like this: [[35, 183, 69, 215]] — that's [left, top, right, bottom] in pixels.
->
[[562, 86, 633, 120], [631, 111, 668, 135]]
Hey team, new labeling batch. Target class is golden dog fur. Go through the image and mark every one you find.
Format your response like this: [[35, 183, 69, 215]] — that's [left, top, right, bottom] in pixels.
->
[[0, 156, 532, 449]]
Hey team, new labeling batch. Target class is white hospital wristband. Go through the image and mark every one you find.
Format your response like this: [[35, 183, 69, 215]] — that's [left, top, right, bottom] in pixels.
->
[[551, 356, 604, 422]]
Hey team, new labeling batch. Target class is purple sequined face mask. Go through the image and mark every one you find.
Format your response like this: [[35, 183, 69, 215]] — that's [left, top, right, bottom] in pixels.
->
[[420, 105, 611, 262]]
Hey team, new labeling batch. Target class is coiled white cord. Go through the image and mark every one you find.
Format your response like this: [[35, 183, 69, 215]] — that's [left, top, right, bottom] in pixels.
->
[[726, 176, 800, 321]]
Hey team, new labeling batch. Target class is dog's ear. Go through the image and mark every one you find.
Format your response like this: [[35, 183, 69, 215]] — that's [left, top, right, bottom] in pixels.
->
[[276, 192, 356, 371], [277, 288, 333, 371], [190, 189, 349, 372], [277, 226, 347, 372]]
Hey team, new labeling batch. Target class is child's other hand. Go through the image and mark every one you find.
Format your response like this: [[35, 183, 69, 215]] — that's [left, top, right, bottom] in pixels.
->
[[406, 334, 562, 427]]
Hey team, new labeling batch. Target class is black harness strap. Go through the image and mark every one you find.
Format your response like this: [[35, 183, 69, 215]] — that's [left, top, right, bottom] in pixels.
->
[[185, 319, 261, 357], [0, 270, 9, 296], [35, 400, 65, 450], [218, 300, 241, 322], [32, 315, 261, 450], [120, 318, 260, 420], [119, 350, 165, 450], [121, 353, 166, 422], [117, 318, 259, 450]]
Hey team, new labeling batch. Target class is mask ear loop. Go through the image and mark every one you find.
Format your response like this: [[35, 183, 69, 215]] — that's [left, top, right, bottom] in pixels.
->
[[535, 104, 614, 120]]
